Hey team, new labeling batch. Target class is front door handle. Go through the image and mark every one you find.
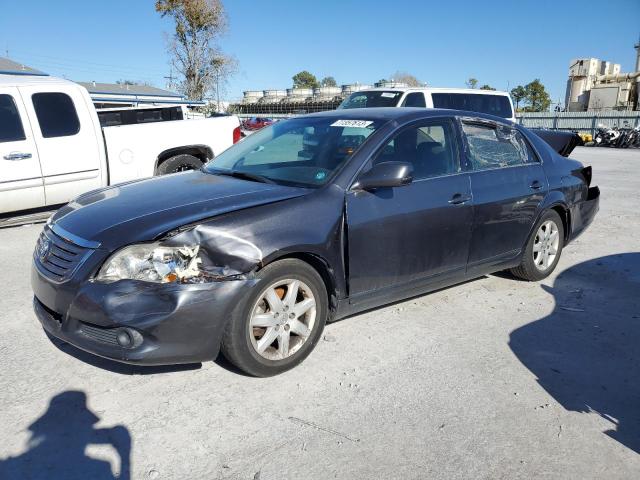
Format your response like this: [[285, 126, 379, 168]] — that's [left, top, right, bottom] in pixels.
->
[[529, 180, 543, 190], [3, 152, 32, 161], [448, 193, 472, 205]]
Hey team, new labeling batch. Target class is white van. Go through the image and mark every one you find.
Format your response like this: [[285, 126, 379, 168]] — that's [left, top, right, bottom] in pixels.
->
[[338, 87, 516, 123]]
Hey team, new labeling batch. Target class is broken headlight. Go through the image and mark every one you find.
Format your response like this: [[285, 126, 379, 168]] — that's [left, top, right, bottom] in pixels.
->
[[96, 243, 203, 284]]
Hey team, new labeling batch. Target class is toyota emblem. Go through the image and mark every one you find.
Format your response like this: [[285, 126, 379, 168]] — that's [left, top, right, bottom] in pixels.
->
[[37, 238, 51, 262]]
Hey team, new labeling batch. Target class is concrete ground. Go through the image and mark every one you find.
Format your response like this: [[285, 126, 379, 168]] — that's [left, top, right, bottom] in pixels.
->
[[0, 147, 638, 479]]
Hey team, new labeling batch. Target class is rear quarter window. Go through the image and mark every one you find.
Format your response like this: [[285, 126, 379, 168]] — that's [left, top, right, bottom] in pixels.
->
[[32, 92, 80, 138], [432, 93, 513, 119]]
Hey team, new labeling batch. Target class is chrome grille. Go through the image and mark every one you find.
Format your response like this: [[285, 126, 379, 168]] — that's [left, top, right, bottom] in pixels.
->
[[34, 226, 93, 282]]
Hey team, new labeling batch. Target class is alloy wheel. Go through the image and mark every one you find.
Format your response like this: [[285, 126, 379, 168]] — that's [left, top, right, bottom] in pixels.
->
[[249, 279, 316, 360], [533, 220, 559, 271]]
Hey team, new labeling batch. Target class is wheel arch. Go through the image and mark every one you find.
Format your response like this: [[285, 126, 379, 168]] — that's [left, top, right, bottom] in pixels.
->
[[260, 251, 339, 316], [549, 203, 571, 242], [155, 144, 214, 172]]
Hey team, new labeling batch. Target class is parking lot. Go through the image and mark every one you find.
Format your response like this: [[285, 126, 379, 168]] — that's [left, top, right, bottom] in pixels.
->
[[0, 146, 638, 479]]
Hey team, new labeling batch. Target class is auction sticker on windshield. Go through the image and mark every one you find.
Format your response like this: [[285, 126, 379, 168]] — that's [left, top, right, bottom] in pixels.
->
[[330, 120, 373, 128]]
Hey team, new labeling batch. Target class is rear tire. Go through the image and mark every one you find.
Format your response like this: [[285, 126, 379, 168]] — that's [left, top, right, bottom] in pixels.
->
[[221, 259, 328, 377], [156, 154, 203, 175], [511, 210, 564, 281]]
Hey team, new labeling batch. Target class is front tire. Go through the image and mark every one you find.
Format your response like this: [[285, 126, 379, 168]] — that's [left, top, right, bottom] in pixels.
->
[[511, 210, 564, 281], [221, 259, 328, 377], [156, 154, 203, 175]]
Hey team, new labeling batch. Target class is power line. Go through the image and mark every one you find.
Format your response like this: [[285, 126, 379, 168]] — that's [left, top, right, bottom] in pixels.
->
[[8, 48, 169, 74]]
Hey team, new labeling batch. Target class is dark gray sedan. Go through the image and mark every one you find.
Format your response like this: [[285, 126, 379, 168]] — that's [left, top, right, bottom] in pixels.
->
[[32, 108, 599, 376]]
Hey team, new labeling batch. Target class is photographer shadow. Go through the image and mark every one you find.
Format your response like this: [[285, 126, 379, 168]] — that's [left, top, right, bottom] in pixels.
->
[[0, 391, 131, 479], [510, 253, 640, 453]]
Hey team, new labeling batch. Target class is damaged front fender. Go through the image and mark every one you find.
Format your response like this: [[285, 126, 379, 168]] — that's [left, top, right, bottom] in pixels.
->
[[163, 225, 264, 280]]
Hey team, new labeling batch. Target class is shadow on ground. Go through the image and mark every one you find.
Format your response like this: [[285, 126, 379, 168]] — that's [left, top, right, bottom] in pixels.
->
[[510, 253, 640, 454], [0, 391, 131, 479]]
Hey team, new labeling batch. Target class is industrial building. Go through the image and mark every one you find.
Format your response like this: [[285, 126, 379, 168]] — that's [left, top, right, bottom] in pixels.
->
[[565, 41, 640, 111]]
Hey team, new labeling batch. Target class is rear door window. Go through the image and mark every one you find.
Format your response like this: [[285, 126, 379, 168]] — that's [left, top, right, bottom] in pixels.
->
[[32, 92, 80, 138], [0, 94, 26, 143], [462, 123, 529, 170], [432, 93, 513, 119], [401, 92, 426, 108]]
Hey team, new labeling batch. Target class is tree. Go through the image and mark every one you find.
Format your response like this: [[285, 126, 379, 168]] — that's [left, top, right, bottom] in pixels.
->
[[320, 76, 337, 87], [391, 71, 422, 87], [292, 71, 319, 89], [510, 85, 526, 111], [465, 78, 478, 89], [523, 79, 551, 112], [156, 0, 236, 101], [480, 84, 496, 91]]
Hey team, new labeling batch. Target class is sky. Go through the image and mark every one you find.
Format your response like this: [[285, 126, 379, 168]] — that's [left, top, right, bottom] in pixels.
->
[[1, 0, 639, 107]]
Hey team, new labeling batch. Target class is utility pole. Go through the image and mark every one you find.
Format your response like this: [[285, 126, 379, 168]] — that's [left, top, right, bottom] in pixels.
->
[[215, 67, 220, 113], [164, 69, 177, 91]]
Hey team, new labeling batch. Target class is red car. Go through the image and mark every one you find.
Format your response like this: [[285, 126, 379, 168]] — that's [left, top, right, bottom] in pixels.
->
[[242, 117, 274, 131]]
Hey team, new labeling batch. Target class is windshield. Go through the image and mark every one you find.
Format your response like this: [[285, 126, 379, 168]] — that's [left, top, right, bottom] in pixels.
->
[[338, 91, 403, 109], [205, 117, 384, 187]]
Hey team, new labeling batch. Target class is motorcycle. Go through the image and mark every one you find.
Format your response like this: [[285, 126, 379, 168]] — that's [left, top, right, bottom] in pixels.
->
[[594, 124, 620, 146]]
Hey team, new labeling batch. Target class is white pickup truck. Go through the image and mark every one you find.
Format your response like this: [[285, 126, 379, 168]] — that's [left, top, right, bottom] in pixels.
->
[[0, 73, 241, 220]]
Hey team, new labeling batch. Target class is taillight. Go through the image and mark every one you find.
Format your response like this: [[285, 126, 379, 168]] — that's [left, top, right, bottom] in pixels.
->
[[233, 126, 241, 144]]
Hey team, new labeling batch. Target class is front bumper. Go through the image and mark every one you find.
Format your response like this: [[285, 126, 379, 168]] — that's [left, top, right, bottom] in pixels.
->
[[32, 263, 254, 366]]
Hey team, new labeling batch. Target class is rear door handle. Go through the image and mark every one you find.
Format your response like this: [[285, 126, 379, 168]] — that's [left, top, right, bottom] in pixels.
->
[[3, 152, 32, 161], [448, 193, 472, 205], [529, 180, 543, 190]]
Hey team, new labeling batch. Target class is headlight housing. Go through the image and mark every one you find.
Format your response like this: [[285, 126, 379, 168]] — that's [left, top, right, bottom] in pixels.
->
[[96, 243, 203, 284]]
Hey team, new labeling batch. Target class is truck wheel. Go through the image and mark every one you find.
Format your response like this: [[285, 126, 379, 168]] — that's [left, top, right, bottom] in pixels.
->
[[156, 154, 203, 175], [220, 259, 328, 377]]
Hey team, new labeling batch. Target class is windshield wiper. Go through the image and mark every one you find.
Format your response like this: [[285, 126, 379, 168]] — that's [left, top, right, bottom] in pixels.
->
[[210, 169, 275, 184]]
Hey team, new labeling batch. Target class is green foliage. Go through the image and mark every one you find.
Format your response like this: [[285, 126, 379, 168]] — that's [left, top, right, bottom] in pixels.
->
[[292, 71, 319, 89], [479, 84, 496, 91], [510, 85, 526, 111], [320, 76, 337, 87], [523, 79, 551, 112], [465, 78, 478, 89], [509, 80, 551, 112]]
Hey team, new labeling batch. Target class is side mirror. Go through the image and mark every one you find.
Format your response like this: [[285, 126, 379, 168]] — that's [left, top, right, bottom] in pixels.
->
[[354, 161, 413, 191]]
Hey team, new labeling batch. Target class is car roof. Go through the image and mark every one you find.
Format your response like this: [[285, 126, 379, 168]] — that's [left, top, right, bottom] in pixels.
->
[[0, 73, 77, 88], [301, 107, 514, 125], [360, 87, 511, 96]]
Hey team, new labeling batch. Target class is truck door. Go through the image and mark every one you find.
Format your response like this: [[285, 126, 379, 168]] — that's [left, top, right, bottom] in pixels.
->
[[19, 85, 102, 206], [0, 87, 44, 214]]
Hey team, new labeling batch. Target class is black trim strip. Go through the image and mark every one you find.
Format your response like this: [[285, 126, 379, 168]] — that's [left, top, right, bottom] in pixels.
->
[[44, 169, 99, 179], [0, 176, 41, 185]]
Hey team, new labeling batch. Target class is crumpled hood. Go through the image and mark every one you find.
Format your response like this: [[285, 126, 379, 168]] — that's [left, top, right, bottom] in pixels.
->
[[52, 170, 308, 248]]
